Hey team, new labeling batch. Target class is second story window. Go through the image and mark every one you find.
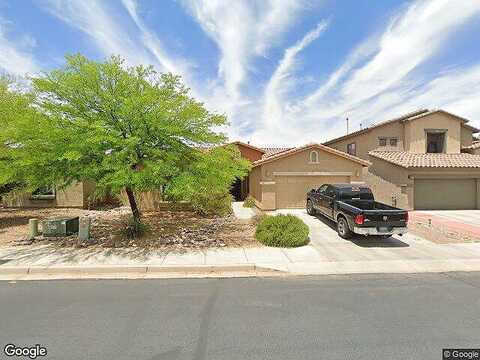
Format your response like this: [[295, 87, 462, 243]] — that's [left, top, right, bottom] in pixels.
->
[[347, 142, 356, 156], [309, 150, 319, 163], [426, 131, 446, 153], [389, 138, 398, 147], [379, 138, 387, 146]]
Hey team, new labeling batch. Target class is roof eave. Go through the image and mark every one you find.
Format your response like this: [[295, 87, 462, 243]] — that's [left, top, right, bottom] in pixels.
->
[[231, 141, 266, 154], [253, 143, 371, 168]]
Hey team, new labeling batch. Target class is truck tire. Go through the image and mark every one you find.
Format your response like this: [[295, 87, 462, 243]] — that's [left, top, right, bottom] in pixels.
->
[[337, 216, 352, 239], [306, 199, 316, 215]]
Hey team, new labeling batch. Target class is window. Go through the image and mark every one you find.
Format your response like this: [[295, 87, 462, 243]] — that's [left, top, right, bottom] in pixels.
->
[[326, 186, 335, 198], [31, 185, 55, 200], [309, 150, 319, 163], [379, 137, 398, 147], [318, 184, 328, 193], [426, 131, 446, 153], [347, 142, 356, 156]]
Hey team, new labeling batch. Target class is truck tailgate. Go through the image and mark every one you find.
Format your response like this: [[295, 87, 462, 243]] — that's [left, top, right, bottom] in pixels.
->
[[362, 210, 407, 227]]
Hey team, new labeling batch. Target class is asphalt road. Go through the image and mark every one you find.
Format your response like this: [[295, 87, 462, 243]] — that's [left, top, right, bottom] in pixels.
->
[[1, 274, 479, 360]]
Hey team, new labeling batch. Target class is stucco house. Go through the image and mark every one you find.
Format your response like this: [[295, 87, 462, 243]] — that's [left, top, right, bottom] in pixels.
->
[[2, 182, 95, 208], [233, 142, 370, 210], [323, 109, 480, 210]]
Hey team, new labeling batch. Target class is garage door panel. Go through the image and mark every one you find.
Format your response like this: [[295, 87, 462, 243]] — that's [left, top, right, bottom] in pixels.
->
[[276, 176, 350, 209], [414, 179, 476, 210]]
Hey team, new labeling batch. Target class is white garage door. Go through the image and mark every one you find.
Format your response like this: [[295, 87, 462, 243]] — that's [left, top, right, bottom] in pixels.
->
[[276, 175, 350, 209], [414, 178, 477, 210]]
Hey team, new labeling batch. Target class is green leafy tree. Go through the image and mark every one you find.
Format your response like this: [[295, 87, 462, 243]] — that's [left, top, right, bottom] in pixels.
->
[[0, 75, 37, 195], [166, 145, 251, 216], [0, 54, 248, 222]]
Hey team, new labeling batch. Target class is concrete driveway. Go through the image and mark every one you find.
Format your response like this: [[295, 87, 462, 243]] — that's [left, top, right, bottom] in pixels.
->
[[273, 209, 480, 263], [410, 210, 480, 239]]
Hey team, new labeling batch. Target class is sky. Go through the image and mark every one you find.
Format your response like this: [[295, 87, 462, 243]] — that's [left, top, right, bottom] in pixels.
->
[[1, 0, 480, 146]]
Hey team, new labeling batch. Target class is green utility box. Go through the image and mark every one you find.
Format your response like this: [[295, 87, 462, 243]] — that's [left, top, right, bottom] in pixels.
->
[[42, 217, 80, 237]]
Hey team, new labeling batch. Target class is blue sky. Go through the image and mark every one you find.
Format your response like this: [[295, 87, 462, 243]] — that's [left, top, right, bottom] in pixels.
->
[[1, 0, 480, 146]]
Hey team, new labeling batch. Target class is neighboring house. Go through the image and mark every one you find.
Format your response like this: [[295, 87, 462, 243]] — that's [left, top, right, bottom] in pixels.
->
[[462, 141, 480, 155], [237, 143, 370, 210], [324, 109, 480, 210], [2, 182, 95, 208]]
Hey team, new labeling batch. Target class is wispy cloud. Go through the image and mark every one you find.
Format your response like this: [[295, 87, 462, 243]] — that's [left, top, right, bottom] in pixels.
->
[[255, 20, 329, 143], [0, 18, 39, 76], [250, 0, 480, 145], [121, 0, 192, 77], [340, 0, 480, 105], [42, 0, 153, 67], [182, 0, 307, 101]]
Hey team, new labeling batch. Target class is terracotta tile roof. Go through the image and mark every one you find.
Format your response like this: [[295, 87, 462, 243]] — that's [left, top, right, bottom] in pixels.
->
[[253, 143, 371, 167], [462, 141, 480, 151], [260, 147, 293, 158], [369, 151, 480, 168]]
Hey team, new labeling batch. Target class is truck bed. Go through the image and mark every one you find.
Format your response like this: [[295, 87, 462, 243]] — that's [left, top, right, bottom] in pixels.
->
[[340, 199, 401, 211], [337, 199, 408, 226]]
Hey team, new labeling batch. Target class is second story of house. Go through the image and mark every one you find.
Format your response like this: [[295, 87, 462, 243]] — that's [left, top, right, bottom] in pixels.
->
[[323, 109, 480, 160]]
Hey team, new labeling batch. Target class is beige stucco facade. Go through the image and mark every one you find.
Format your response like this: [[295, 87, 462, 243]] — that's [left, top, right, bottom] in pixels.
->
[[326, 121, 405, 160], [248, 145, 367, 210], [3, 181, 95, 208], [404, 112, 463, 153]]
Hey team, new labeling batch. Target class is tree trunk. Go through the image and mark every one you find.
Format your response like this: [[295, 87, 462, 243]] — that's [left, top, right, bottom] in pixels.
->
[[125, 186, 141, 222]]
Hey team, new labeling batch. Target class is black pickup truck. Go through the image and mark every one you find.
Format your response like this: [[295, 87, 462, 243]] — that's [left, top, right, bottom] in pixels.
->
[[306, 184, 408, 239]]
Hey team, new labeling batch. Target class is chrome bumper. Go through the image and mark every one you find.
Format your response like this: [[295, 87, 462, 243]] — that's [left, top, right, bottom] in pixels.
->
[[353, 226, 408, 236]]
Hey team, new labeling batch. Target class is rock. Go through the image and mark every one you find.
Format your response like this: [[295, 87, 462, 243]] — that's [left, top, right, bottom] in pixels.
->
[[15, 237, 33, 246]]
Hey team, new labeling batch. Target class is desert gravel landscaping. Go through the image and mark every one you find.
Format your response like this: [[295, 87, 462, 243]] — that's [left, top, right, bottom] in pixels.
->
[[0, 206, 259, 250]]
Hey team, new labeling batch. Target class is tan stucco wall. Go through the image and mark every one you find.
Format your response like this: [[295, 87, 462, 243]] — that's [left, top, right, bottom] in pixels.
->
[[461, 126, 474, 148], [3, 181, 90, 208], [248, 147, 366, 209], [366, 157, 413, 209], [259, 148, 364, 182], [404, 112, 461, 153], [327, 121, 404, 160], [248, 166, 262, 204], [56, 182, 86, 207]]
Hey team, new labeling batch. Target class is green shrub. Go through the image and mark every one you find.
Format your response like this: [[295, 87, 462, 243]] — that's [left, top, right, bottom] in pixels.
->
[[255, 214, 309, 247], [119, 215, 150, 239], [243, 196, 255, 208], [190, 191, 232, 216]]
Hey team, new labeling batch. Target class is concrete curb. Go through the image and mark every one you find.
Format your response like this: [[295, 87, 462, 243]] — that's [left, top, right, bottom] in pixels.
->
[[0, 264, 283, 280]]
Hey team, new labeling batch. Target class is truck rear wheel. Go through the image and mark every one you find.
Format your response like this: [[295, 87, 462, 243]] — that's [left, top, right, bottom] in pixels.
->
[[337, 217, 352, 239], [306, 199, 316, 215]]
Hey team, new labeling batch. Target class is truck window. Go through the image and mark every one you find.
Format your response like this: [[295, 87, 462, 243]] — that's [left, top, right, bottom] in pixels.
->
[[326, 186, 335, 198], [338, 188, 374, 200], [318, 185, 328, 193]]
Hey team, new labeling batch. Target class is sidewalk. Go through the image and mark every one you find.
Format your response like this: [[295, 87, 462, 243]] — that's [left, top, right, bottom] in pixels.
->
[[2, 241, 480, 280]]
